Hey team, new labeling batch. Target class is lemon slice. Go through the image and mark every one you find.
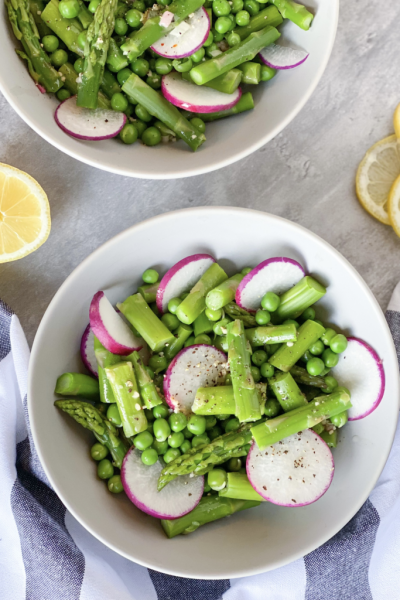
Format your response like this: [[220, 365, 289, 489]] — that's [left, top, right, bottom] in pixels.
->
[[388, 174, 400, 237], [0, 163, 50, 263], [393, 103, 400, 138], [356, 135, 400, 225]]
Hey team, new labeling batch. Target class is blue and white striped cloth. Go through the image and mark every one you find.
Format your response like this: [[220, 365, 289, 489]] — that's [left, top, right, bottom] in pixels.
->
[[2, 290, 400, 600]]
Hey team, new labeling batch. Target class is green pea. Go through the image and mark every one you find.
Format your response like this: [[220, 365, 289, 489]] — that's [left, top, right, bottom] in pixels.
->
[[163, 448, 181, 463], [231, 0, 243, 11], [205, 415, 217, 430], [42, 35, 59, 53], [322, 348, 339, 368], [208, 425, 222, 440], [235, 9, 250, 25], [169, 412, 187, 432], [203, 31, 214, 47], [155, 57, 172, 75], [252, 349, 267, 366], [126, 8, 142, 27], [108, 474, 124, 493], [149, 354, 167, 374], [224, 417, 240, 433], [142, 268, 158, 283], [141, 447, 158, 465], [226, 457, 242, 472], [114, 16, 128, 35], [152, 439, 169, 455], [208, 469, 227, 491], [142, 126, 162, 146], [172, 57, 193, 72], [244, 0, 259, 14], [192, 433, 210, 448], [330, 334, 348, 354], [301, 350, 313, 363], [255, 309, 270, 325], [182, 426, 194, 439], [111, 92, 128, 112], [301, 307, 316, 321], [91, 443, 108, 461], [153, 404, 170, 419], [50, 49, 68, 68], [241, 267, 252, 275], [190, 117, 206, 134], [57, 89, 71, 101], [153, 418, 171, 442], [134, 430, 153, 450], [74, 57, 84, 73], [264, 398, 281, 417], [134, 120, 147, 138], [133, 0, 145, 10], [88, 0, 100, 11], [187, 415, 207, 436], [309, 340, 325, 355], [184, 336, 196, 348], [283, 319, 299, 329], [330, 410, 348, 428], [106, 404, 122, 427], [97, 458, 114, 479], [194, 334, 212, 345], [180, 439, 192, 453], [118, 123, 138, 145], [160, 313, 179, 331], [191, 47, 205, 62], [59, 0, 80, 18], [76, 31, 87, 51], [213, 0, 231, 16], [307, 357, 325, 376], [251, 365, 261, 383], [117, 67, 132, 86], [168, 431, 185, 448], [146, 73, 161, 89], [226, 31, 241, 46], [260, 65, 276, 81], [213, 317, 231, 336], [320, 367, 330, 377], [167, 297, 181, 314], [261, 292, 280, 312], [131, 58, 149, 78], [322, 375, 338, 394], [158, 0, 171, 5], [260, 362, 274, 379], [214, 15, 231, 33], [212, 29, 225, 42], [321, 328, 336, 346]]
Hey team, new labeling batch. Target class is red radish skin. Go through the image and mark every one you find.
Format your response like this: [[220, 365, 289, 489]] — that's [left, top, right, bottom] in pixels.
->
[[89, 291, 143, 355], [151, 8, 210, 59], [156, 253, 215, 314], [259, 44, 309, 70], [246, 430, 334, 507], [236, 257, 305, 312], [80, 324, 98, 377], [164, 344, 228, 414], [121, 447, 204, 519], [55, 96, 126, 141], [36, 83, 46, 94], [161, 72, 242, 113], [331, 337, 385, 421]]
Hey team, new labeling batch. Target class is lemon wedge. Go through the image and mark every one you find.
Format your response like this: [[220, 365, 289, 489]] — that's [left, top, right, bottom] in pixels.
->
[[355, 135, 400, 225], [388, 174, 400, 237], [0, 163, 50, 263]]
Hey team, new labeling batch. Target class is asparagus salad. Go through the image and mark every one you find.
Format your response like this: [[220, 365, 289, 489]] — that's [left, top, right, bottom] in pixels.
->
[[6, 0, 313, 150], [54, 254, 386, 538]]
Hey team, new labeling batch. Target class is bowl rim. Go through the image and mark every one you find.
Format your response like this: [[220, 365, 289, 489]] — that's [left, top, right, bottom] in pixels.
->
[[0, 4, 339, 180], [28, 206, 399, 579]]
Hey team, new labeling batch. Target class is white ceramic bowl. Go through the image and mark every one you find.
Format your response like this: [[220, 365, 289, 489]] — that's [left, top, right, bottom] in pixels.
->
[[0, 2, 338, 179], [29, 207, 399, 579]]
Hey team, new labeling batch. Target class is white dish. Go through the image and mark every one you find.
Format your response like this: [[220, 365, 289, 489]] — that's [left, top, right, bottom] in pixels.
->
[[0, 1, 338, 179], [28, 207, 399, 579]]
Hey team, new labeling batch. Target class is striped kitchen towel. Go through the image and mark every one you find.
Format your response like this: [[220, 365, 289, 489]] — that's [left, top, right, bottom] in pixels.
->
[[1, 291, 400, 600]]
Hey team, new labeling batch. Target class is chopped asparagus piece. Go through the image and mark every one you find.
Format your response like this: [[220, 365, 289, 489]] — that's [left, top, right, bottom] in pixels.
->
[[165, 324, 193, 360], [269, 371, 307, 412], [275, 276, 326, 321], [129, 351, 163, 409], [176, 263, 228, 325], [245, 324, 297, 346], [224, 301, 256, 327], [234, 5, 283, 40], [269, 0, 313, 30], [138, 281, 160, 304], [206, 273, 244, 311], [219, 472, 265, 501], [105, 362, 148, 437], [94, 336, 121, 403], [55, 372, 100, 401], [290, 364, 328, 389], [269, 320, 325, 372]]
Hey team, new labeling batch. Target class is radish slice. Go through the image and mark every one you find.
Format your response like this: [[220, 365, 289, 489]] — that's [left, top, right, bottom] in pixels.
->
[[80, 324, 98, 377], [151, 8, 210, 59], [161, 72, 241, 113], [156, 253, 215, 314], [55, 96, 126, 141], [331, 337, 385, 421], [89, 291, 143, 356], [121, 447, 204, 518], [259, 43, 309, 70], [247, 430, 334, 507], [164, 344, 228, 414], [236, 257, 305, 312]]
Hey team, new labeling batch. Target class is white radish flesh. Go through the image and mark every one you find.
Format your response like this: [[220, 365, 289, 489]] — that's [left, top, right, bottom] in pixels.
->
[[247, 430, 334, 506], [152, 8, 210, 59], [236, 257, 305, 312], [164, 344, 228, 415], [259, 43, 309, 70], [89, 291, 143, 355], [161, 72, 241, 113], [156, 253, 215, 314], [331, 337, 385, 421], [121, 447, 204, 518], [55, 96, 126, 140], [80, 324, 98, 377]]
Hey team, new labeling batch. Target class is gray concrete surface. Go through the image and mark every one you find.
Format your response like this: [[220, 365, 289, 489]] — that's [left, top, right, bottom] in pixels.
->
[[1, 0, 400, 347]]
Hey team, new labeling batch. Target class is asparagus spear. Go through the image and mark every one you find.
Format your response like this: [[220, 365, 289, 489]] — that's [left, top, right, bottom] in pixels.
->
[[183, 92, 254, 122], [54, 399, 128, 467], [206, 274, 244, 311], [41, 0, 84, 56], [193, 311, 214, 337], [129, 351, 163, 409], [251, 390, 351, 450], [164, 324, 193, 360], [105, 362, 148, 437], [176, 263, 228, 325], [182, 69, 242, 95], [138, 281, 160, 304], [55, 372, 100, 401], [320, 427, 338, 448], [77, 0, 118, 109], [7, 0, 64, 93], [233, 5, 283, 40], [275, 276, 326, 321], [117, 293, 175, 353], [59, 63, 111, 108], [238, 62, 260, 85], [269, 371, 307, 412], [190, 26, 280, 85], [224, 301, 256, 327], [219, 472, 265, 501], [94, 336, 121, 403], [228, 319, 262, 423], [290, 364, 328, 389], [192, 383, 266, 416], [120, 0, 205, 62], [269, 320, 325, 372], [245, 323, 297, 346], [269, 0, 314, 30], [122, 74, 206, 152], [161, 496, 260, 538], [28, 0, 52, 37], [158, 422, 256, 490], [76, 0, 93, 29], [106, 37, 128, 73]]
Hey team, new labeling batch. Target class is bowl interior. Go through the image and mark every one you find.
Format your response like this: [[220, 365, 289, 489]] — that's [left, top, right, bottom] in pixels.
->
[[0, 1, 338, 178], [29, 207, 399, 579]]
